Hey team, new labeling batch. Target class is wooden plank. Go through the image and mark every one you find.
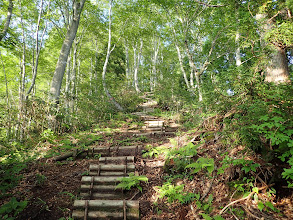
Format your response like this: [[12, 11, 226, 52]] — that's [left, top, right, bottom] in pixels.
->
[[72, 210, 139, 219], [88, 171, 134, 176], [89, 164, 135, 172], [74, 200, 139, 209], [134, 131, 175, 136], [145, 121, 164, 128], [99, 156, 135, 164], [80, 185, 119, 192], [80, 192, 125, 200], [92, 146, 142, 156], [81, 176, 124, 184], [143, 127, 164, 132]]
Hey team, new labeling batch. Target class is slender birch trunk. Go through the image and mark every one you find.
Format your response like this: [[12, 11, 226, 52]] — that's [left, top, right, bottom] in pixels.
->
[[89, 58, 93, 95], [175, 44, 190, 89], [102, 0, 124, 111], [184, 39, 203, 101], [70, 42, 78, 110], [133, 43, 137, 88], [0, 0, 13, 42], [94, 39, 98, 93], [133, 39, 142, 93], [235, 32, 241, 67], [18, 5, 27, 140], [27, 0, 51, 99], [235, 6, 241, 67], [151, 36, 160, 91], [171, 26, 190, 89], [49, 0, 86, 103], [125, 40, 130, 86], [0, 52, 11, 138]]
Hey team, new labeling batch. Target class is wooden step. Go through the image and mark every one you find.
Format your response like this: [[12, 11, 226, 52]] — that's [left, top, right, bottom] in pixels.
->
[[88, 164, 135, 176], [98, 156, 135, 164], [72, 200, 139, 219], [83, 146, 142, 157], [81, 176, 122, 184], [80, 184, 119, 192], [134, 131, 175, 137], [80, 192, 126, 200], [142, 127, 165, 132], [90, 164, 135, 172], [144, 121, 164, 128], [72, 210, 139, 219], [140, 116, 159, 120]]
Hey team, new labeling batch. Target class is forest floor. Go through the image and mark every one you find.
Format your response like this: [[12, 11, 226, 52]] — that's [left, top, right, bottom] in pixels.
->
[[1, 101, 292, 220]]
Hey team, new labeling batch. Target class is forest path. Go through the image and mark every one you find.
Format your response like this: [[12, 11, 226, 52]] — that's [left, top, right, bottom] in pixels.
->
[[72, 93, 177, 219]]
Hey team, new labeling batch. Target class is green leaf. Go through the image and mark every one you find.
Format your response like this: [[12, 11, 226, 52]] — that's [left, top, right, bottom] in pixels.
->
[[265, 201, 275, 211], [214, 215, 225, 220], [207, 194, 213, 203], [258, 201, 265, 211], [252, 187, 259, 194], [194, 193, 200, 200], [243, 191, 251, 198], [200, 213, 212, 220]]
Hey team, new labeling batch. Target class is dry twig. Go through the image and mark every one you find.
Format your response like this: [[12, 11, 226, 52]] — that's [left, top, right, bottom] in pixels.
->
[[220, 185, 274, 215]]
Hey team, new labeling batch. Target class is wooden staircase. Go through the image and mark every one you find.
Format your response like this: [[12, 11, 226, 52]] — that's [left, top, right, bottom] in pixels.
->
[[72, 94, 177, 219]]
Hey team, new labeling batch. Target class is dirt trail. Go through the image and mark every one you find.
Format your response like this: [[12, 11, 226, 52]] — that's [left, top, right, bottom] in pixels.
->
[[71, 94, 178, 219]]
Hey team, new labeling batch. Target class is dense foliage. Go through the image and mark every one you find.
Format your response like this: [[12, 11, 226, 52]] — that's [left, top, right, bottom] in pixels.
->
[[0, 0, 292, 219]]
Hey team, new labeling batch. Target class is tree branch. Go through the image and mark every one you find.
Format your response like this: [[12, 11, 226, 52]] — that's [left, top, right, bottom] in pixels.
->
[[194, 0, 225, 8]]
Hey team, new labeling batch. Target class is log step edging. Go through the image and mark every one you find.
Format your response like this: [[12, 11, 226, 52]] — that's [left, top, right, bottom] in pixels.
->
[[80, 192, 127, 200], [74, 200, 139, 209], [80, 185, 120, 192], [73, 200, 139, 219], [82, 145, 142, 157], [88, 171, 134, 176], [99, 156, 135, 164], [81, 176, 124, 184], [134, 131, 175, 136], [72, 210, 139, 219], [90, 164, 135, 171]]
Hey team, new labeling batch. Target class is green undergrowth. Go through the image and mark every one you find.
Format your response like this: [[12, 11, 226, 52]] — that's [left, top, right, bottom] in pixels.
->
[[143, 129, 285, 219], [116, 173, 148, 192], [0, 109, 145, 218]]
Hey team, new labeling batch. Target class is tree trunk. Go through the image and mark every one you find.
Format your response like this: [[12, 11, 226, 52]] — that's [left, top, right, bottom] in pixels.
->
[[0, 0, 13, 42], [0, 51, 11, 138], [256, 13, 290, 83], [151, 36, 160, 91], [235, 31, 241, 66], [65, 51, 71, 96], [175, 43, 190, 89], [102, 0, 124, 111], [94, 39, 98, 93], [184, 40, 203, 101], [69, 42, 78, 112], [133, 39, 143, 93], [171, 25, 190, 89], [125, 40, 130, 86], [49, 0, 86, 103], [89, 58, 93, 95], [235, 4, 241, 67], [18, 6, 27, 141], [26, 0, 51, 99], [265, 46, 290, 83]]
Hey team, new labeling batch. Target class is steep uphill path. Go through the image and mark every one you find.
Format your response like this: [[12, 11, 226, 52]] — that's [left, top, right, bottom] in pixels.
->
[[72, 93, 179, 219]]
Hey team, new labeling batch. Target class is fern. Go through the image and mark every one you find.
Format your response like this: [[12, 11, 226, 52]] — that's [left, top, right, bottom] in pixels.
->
[[116, 174, 148, 192], [185, 157, 214, 174]]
